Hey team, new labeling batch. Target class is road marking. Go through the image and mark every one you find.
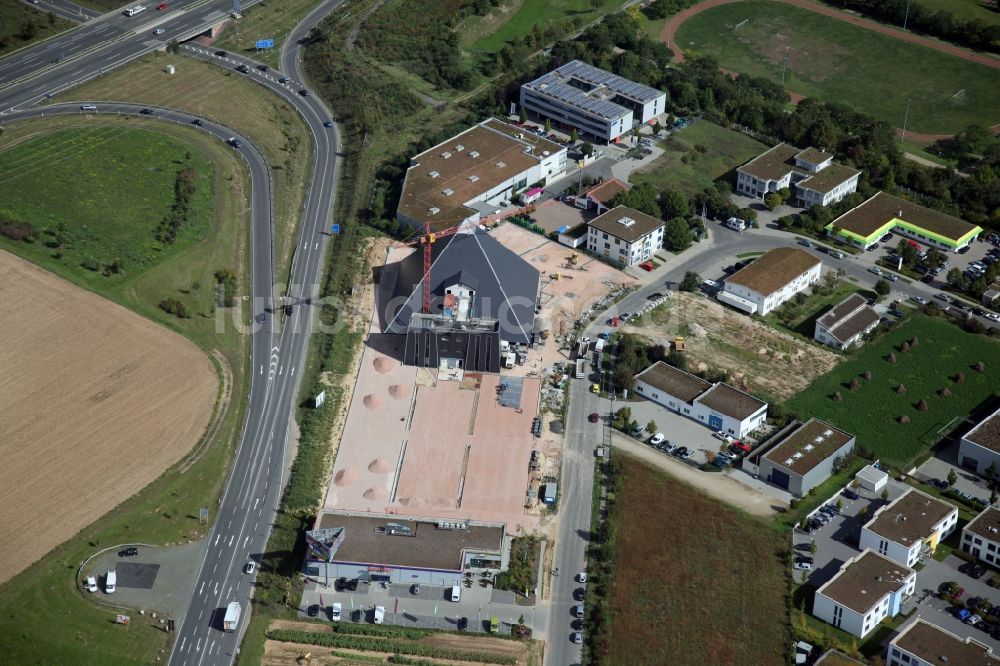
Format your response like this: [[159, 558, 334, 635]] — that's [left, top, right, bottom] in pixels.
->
[[228, 534, 235, 547], [259, 364, 263, 375], [314, 242, 319, 249], [214, 534, 220, 546], [279, 365, 283, 376], [214, 582, 219, 595], [292, 366, 296, 376], [199, 581, 205, 595], [244, 535, 250, 547], [212, 562, 218, 573], [253, 497, 260, 510], [198, 609, 203, 621], [180, 637, 187, 652], [196, 638, 201, 652], [302, 241, 307, 249], [227, 519, 232, 528], [209, 640, 216, 655]]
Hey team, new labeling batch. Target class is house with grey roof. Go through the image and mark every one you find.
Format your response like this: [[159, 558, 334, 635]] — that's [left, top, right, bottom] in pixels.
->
[[887, 618, 1000, 666], [736, 143, 859, 207], [519, 60, 666, 142], [633, 361, 767, 438], [813, 550, 915, 639], [958, 406, 1000, 479], [756, 418, 855, 496], [961, 506, 1000, 568], [586, 205, 665, 267], [859, 488, 958, 568], [814, 293, 880, 350]]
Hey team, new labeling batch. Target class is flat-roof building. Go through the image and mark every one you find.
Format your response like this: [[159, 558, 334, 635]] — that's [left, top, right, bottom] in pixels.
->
[[859, 488, 958, 568], [814, 293, 881, 350], [519, 60, 666, 142], [717, 247, 822, 315], [826, 191, 982, 252], [888, 618, 1000, 666], [397, 118, 567, 233], [958, 406, 1000, 479], [757, 419, 855, 496], [634, 361, 767, 439], [813, 549, 916, 638], [736, 143, 860, 207], [305, 512, 507, 586], [586, 206, 665, 267], [961, 506, 1000, 568]]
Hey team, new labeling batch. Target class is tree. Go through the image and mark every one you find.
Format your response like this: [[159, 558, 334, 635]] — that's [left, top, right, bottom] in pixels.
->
[[518, 106, 527, 124], [663, 217, 692, 252], [580, 142, 594, 157], [570, 128, 578, 143], [896, 239, 917, 266], [680, 271, 701, 292], [658, 188, 689, 220], [544, 118, 552, 133], [874, 279, 891, 296], [947, 267, 967, 290], [948, 469, 958, 486], [881, 488, 890, 500], [646, 420, 657, 433], [764, 192, 782, 210]]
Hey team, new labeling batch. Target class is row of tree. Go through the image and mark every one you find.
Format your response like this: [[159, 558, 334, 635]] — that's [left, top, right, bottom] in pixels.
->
[[155, 168, 199, 245]]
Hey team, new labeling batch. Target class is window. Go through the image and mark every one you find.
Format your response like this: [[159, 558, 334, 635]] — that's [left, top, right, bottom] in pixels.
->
[[975, 537, 983, 545]]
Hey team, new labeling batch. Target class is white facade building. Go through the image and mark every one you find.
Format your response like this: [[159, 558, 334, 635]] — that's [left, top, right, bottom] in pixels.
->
[[397, 118, 567, 232], [736, 144, 859, 207], [813, 293, 881, 350], [813, 550, 915, 639], [717, 247, 822, 316], [634, 361, 768, 439], [586, 206, 664, 267], [887, 618, 1000, 666], [957, 406, 1000, 479], [961, 506, 1000, 567], [520, 60, 666, 142], [859, 489, 958, 568]]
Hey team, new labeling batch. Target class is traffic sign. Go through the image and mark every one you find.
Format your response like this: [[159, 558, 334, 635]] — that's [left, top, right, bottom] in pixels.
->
[[255, 39, 274, 49], [330, 224, 340, 234]]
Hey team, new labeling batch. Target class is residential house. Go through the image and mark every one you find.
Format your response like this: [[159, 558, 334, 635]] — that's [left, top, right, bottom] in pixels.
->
[[633, 361, 767, 439], [812, 549, 916, 639], [575, 177, 630, 214], [586, 206, 664, 267], [859, 488, 958, 568], [958, 406, 1000, 478], [736, 143, 859, 207], [717, 247, 822, 315], [887, 618, 1000, 666], [961, 506, 1000, 567], [814, 293, 881, 350]]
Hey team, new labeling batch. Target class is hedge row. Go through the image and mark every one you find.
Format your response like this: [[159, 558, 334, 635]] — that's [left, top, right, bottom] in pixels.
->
[[265, 630, 516, 665], [330, 623, 433, 640]]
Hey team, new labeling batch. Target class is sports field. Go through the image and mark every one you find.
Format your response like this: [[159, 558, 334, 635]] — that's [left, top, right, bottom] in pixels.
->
[[630, 120, 767, 196], [465, 0, 625, 53], [787, 315, 1000, 468], [0, 251, 217, 585], [604, 454, 788, 664], [674, 0, 1000, 134]]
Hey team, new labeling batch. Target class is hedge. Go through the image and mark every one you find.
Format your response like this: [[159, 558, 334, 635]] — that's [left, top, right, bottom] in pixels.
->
[[265, 630, 516, 665]]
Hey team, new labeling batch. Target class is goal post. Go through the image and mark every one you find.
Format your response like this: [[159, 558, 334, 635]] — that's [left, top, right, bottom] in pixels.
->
[[734, 18, 750, 31]]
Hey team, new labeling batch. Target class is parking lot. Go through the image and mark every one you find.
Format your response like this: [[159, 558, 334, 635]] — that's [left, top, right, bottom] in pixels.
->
[[913, 440, 993, 506], [298, 578, 535, 636]]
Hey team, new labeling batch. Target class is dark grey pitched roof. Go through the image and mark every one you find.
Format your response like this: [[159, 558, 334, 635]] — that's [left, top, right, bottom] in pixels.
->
[[384, 228, 539, 343]]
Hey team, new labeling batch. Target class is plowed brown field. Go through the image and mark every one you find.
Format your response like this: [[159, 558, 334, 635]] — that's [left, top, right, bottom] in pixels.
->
[[0, 251, 217, 583]]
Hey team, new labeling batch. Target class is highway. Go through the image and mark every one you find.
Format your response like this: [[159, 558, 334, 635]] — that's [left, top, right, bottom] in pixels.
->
[[21, 0, 102, 23]]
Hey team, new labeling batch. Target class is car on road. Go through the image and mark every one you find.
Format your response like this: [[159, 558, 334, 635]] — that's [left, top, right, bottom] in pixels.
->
[[243, 561, 256, 575], [588, 412, 599, 423], [236, 64, 250, 73], [884, 273, 898, 282], [573, 587, 585, 601], [119, 547, 138, 557], [285, 304, 293, 316], [214, 50, 227, 57], [648, 292, 664, 300], [577, 571, 587, 583], [255, 313, 266, 324], [152, 28, 165, 35], [329, 602, 341, 621], [257, 64, 269, 71], [868, 267, 883, 276], [307, 604, 320, 617], [411, 584, 421, 595], [140, 108, 153, 115], [299, 89, 309, 96], [323, 120, 333, 128], [191, 118, 204, 126], [935, 293, 951, 302], [158, 2, 168, 8], [572, 632, 583, 644], [910, 295, 929, 305], [649, 433, 665, 446], [573, 604, 585, 618], [797, 239, 812, 247]]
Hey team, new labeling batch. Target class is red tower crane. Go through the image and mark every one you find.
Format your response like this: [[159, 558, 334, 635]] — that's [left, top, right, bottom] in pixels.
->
[[404, 222, 463, 314]]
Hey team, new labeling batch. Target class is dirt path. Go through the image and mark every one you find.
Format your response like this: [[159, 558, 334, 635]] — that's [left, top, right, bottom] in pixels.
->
[[661, 0, 1000, 141], [611, 433, 783, 516]]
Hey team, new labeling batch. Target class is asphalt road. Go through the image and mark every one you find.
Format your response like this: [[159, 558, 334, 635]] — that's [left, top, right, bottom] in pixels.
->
[[21, 0, 102, 23], [0, 0, 268, 110]]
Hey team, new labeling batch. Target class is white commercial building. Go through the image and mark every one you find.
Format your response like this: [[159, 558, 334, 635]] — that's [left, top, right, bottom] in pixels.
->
[[887, 618, 1000, 666], [519, 60, 666, 143], [736, 144, 859, 207], [813, 550, 915, 639], [756, 419, 855, 497], [396, 118, 567, 232], [634, 361, 767, 439], [961, 506, 1000, 567], [586, 206, 664, 267], [717, 247, 822, 316], [957, 405, 1000, 479], [813, 293, 881, 350], [859, 488, 958, 568]]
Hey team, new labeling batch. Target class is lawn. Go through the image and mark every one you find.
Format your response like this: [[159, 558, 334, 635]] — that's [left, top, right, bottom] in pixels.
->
[[603, 454, 788, 665], [787, 315, 1000, 468], [674, 0, 1000, 134], [59, 50, 313, 281], [629, 120, 767, 196], [211, 0, 325, 69], [0, 117, 252, 664], [465, 0, 627, 53], [0, 0, 73, 58], [765, 279, 869, 340]]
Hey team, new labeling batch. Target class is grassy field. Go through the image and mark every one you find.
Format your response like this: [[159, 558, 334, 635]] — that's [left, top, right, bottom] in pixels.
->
[[765, 279, 870, 340], [465, 0, 626, 53], [918, 0, 1000, 26], [211, 0, 324, 70], [0, 117, 251, 664], [630, 120, 767, 196], [0, 0, 74, 58], [60, 51, 313, 281], [674, 0, 1000, 134], [787, 315, 1000, 468], [604, 454, 788, 665]]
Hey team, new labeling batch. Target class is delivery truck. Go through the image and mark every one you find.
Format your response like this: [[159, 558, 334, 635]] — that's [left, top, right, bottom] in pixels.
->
[[223, 602, 241, 632], [574, 358, 586, 379]]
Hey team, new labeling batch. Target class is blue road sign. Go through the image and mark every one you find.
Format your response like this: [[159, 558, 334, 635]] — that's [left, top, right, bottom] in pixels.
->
[[255, 39, 274, 49], [330, 224, 341, 234]]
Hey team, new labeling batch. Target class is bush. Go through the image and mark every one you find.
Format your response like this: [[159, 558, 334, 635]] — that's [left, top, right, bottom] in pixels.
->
[[955, 372, 966, 384], [266, 629, 517, 664], [158, 297, 190, 318], [940, 387, 951, 397], [0, 216, 36, 241], [917, 399, 929, 412], [897, 384, 907, 394]]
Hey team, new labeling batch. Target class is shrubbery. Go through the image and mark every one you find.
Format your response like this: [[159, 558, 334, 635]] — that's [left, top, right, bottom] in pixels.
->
[[266, 630, 516, 665]]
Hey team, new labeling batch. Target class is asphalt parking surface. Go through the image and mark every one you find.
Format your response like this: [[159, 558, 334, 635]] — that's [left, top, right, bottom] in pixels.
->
[[116, 562, 160, 589]]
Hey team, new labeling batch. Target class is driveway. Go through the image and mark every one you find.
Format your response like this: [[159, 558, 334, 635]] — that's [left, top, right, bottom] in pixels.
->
[[914, 440, 993, 506]]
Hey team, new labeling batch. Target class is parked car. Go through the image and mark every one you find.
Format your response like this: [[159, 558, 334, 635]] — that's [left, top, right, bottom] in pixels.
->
[[868, 267, 883, 276], [794, 543, 813, 552], [967, 596, 983, 610], [329, 602, 341, 621], [631, 425, 645, 438], [457, 617, 468, 630], [573, 587, 586, 601], [307, 604, 320, 617], [968, 614, 982, 626], [797, 239, 813, 247], [119, 547, 138, 557], [679, 448, 693, 460], [672, 446, 688, 458], [842, 489, 859, 500], [885, 273, 898, 282], [793, 560, 812, 571], [955, 608, 972, 621], [574, 604, 585, 618], [909, 295, 928, 305], [351, 608, 363, 622], [730, 441, 751, 454], [411, 584, 421, 595], [577, 572, 587, 583], [649, 433, 666, 446], [572, 632, 583, 644], [85, 576, 98, 592]]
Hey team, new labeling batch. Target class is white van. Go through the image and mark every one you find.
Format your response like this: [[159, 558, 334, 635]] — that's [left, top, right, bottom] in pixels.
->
[[80, 104, 97, 111], [105, 570, 117, 594], [449, 585, 461, 602]]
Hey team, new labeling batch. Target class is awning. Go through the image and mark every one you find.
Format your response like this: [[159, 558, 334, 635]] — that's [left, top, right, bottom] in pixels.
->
[[717, 290, 758, 314]]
